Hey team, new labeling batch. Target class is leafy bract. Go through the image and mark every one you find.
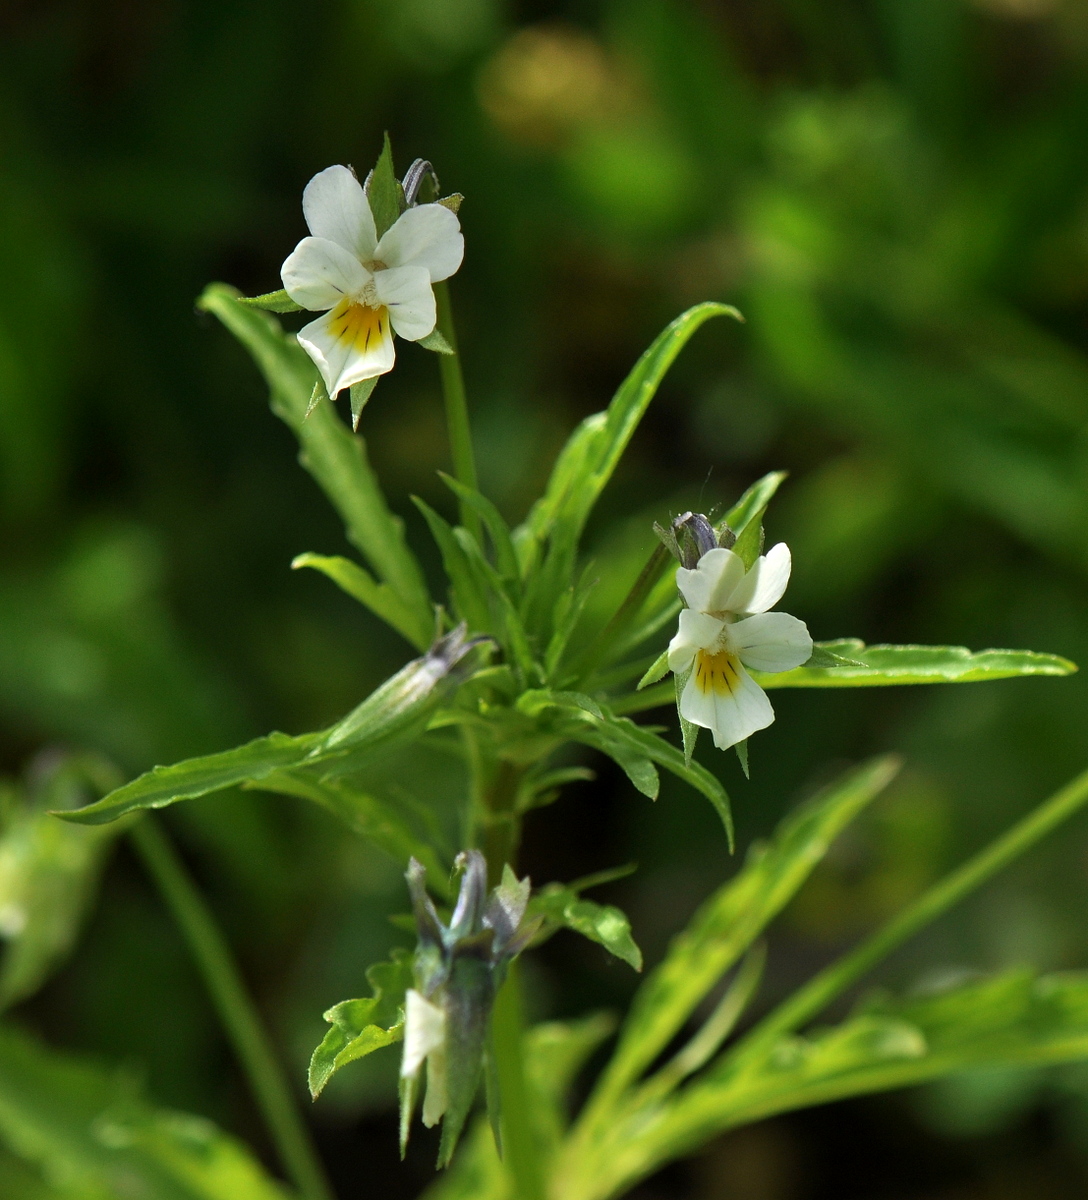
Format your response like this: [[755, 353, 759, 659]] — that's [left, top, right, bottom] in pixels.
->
[[591, 757, 900, 1104], [0, 1025, 291, 1200], [309, 950, 413, 1098], [197, 285, 433, 648], [530, 884, 642, 971], [758, 640, 1077, 688]]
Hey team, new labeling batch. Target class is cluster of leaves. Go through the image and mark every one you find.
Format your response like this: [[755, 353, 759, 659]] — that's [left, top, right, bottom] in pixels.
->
[[425, 760, 1088, 1200]]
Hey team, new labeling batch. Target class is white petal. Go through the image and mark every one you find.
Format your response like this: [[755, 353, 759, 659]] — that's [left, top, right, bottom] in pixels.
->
[[421, 1043, 449, 1127], [297, 301, 395, 396], [302, 165, 377, 260], [375, 203, 464, 282], [667, 609, 724, 673], [401, 990, 446, 1079], [676, 548, 746, 615], [731, 612, 813, 673], [375, 265, 437, 341], [281, 236, 369, 312], [680, 656, 775, 751], [725, 543, 793, 615]]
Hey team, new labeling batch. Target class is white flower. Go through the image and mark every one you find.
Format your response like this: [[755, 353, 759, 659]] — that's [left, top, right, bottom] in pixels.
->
[[401, 988, 448, 1127], [281, 165, 464, 397], [667, 544, 812, 751]]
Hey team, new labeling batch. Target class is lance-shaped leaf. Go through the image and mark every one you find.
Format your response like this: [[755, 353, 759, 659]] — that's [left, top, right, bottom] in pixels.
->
[[530, 884, 642, 971], [757, 640, 1077, 688], [366, 133, 405, 239], [197, 284, 433, 646], [720, 471, 788, 540], [235, 288, 302, 313], [309, 950, 414, 1098], [291, 552, 430, 651], [588, 757, 900, 1105], [594, 970, 1088, 1199], [59, 629, 480, 826], [517, 690, 733, 840], [0, 1024, 291, 1199], [516, 304, 742, 641]]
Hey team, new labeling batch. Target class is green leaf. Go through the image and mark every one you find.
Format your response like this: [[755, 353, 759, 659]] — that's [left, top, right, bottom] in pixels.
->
[[412, 498, 493, 636], [247, 769, 448, 882], [309, 950, 413, 1097], [349, 378, 378, 429], [515, 304, 742, 635], [595, 757, 900, 1104], [291, 553, 430, 651], [416, 328, 455, 355], [366, 134, 404, 239], [438, 475, 520, 586], [0, 1024, 291, 1199], [627, 970, 1088, 1186], [518, 690, 732, 839], [0, 756, 123, 1010], [235, 288, 302, 314], [61, 630, 479, 825], [545, 303, 744, 542], [757, 640, 1078, 689], [197, 285, 433, 641], [530, 885, 642, 970], [56, 730, 324, 826], [720, 471, 787, 538]]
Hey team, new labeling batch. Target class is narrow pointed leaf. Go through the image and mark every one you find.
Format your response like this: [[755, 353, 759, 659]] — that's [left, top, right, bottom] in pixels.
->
[[292, 552, 430, 650], [417, 328, 455, 354], [592, 757, 900, 1104], [756, 641, 1077, 688], [367, 133, 404, 238], [197, 285, 432, 632], [309, 951, 414, 1097], [350, 377, 379, 429]]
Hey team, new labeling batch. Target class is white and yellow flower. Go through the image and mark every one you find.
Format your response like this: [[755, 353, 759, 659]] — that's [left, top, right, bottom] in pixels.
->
[[281, 164, 464, 396], [667, 543, 812, 751]]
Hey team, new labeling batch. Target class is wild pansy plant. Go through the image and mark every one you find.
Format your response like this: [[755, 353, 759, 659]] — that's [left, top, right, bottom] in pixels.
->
[[58, 139, 1088, 1200]]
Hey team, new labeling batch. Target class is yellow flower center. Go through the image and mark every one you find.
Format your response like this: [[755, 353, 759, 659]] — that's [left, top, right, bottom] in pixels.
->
[[327, 299, 389, 353], [694, 649, 742, 696]]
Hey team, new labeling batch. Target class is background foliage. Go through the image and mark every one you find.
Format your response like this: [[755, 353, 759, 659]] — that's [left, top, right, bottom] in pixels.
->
[[3, 0, 1088, 1195]]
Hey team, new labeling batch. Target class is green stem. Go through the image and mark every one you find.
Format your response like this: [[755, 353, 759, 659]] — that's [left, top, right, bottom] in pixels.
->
[[434, 280, 481, 541], [492, 963, 546, 1200], [130, 817, 335, 1200], [729, 764, 1088, 1067]]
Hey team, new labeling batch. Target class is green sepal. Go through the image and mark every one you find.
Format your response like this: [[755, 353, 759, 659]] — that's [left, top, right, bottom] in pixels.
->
[[438, 193, 464, 213], [735, 738, 750, 779], [309, 950, 414, 1097], [530, 884, 643, 971], [675, 666, 699, 767], [367, 133, 405, 239], [235, 288, 303, 313], [437, 951, 495, 1168], [350, 378, 379, 430], [417, 327, 456, 355], [732, 507, 765, 570], [637, 648, 670, 690]]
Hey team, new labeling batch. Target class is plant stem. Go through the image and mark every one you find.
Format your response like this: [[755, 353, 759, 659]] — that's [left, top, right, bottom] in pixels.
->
[[493, 961, 546, 1200], [434, 279, 481, 541], [729, 764, 1088, 1067], [130, 817, 335, 1200]]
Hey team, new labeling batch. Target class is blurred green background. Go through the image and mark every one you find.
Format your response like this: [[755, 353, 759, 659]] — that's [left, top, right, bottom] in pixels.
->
[[3, 0, 1088, 1195]]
